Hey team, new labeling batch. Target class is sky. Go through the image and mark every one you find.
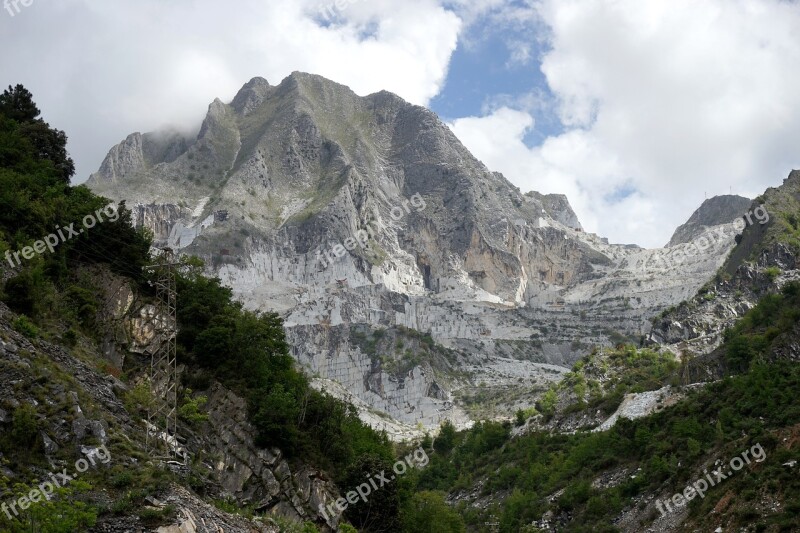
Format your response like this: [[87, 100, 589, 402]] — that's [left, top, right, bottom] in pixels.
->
[[2, 0, 800, 248]]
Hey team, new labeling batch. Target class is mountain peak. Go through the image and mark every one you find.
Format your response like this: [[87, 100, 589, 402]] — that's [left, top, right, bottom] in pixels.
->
[[231, 76, 271, 115], [667, 194, 752, 247]]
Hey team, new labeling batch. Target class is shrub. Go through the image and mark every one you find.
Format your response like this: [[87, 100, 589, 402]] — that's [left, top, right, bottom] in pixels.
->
[[764, 266, 781, 281], [11, 404, 39, 446], [12, 315, 38, 338], [178, 389, 209, 426]]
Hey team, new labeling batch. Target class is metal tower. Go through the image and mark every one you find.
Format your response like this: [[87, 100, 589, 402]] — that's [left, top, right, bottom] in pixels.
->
[[145, 248, 179, 457]]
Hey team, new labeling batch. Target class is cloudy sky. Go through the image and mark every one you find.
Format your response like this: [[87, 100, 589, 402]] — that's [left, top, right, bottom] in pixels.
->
[[2, 0, 799, 248]]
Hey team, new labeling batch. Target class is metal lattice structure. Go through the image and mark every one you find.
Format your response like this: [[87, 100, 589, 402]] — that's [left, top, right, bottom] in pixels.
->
[[145, 248, 179, 457]]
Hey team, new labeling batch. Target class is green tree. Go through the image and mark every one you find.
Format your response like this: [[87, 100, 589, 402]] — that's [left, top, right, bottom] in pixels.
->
[[0, 84, 40, 122], [342, 454, 400, 532], [401, 491, 465, 533], [433, 420, 457, 455]]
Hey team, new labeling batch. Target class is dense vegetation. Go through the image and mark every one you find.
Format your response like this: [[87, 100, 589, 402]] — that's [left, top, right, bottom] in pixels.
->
[[0, 85, 151, 319], [723, 282, 800, 372], [407, 287, 800, 531]]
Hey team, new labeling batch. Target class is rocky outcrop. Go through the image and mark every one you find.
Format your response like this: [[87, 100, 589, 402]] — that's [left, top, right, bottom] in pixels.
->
[[594, 386, 686, 432], [526, 191, 583, 230], [0, 267, 339, 531], [191, 383, 341, 528]]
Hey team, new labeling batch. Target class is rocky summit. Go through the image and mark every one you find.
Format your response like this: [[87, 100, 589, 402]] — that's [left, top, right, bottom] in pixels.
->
[[666, 194, 752, 247], [89, 73, 748, 438]]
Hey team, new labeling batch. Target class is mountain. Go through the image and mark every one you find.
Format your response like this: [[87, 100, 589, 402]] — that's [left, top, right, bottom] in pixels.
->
[[88, 73, 743, 438], [4, 79, 799, 533], [667, 194, 752, 247]]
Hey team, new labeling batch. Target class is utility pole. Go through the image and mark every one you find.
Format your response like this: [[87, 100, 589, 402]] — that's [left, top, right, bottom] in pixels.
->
[[144, 248, 179, 458]]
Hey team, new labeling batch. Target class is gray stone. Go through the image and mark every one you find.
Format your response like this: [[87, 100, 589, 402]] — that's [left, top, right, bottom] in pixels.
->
[[41, 432, 59, 455]]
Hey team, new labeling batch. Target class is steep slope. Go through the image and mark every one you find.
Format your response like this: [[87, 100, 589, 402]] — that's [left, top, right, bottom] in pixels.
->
[[88, 73, 740, 436]]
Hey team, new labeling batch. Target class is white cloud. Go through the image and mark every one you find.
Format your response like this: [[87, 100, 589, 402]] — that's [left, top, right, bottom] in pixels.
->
[[448, 0, 800, 248], [0, 0, 461, 180]]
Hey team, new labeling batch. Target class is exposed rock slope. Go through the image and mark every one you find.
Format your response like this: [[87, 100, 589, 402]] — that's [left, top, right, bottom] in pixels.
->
[[88, 73, 741, 435]]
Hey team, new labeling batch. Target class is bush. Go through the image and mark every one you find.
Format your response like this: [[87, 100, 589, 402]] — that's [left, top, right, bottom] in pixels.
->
[[402, 491, 465, 533], [764, 266, 781, 281], [178, 389, 209, 426], [12, 315, 38, 338], [0, 482, 97, 533], [11, 404, 39, 446]]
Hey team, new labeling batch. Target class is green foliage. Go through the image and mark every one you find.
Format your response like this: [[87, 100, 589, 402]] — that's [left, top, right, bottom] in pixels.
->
[[536, 388, 557, 418], [138, 505, 176, 527], [63, 284, 98, 328], [270, 516, 320, 532], [12, 315, 38, 338], [764, 266, 781, 281], [433, 421, 457, 455], [723, 282, 800, 372], [0, 86, 152, 323], [4, 268, 48, 316], [178, 389, 209, 426], [407, 359, 800, 531], [0, 482, 97, 533], [401, 491, 465, 533], [123, 381, 153, 416], [562, 346, 681, 416], [0, 84, 40, 122], [11, 404, 39, 446], [342, 454, 400, 532]]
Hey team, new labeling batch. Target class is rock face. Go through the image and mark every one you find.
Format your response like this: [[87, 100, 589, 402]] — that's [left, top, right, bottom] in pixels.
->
[[525, 191, 583, 230], [667, 195, 752, 247], [88, 72, 739, 436]]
